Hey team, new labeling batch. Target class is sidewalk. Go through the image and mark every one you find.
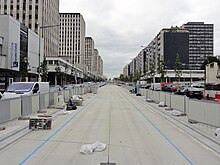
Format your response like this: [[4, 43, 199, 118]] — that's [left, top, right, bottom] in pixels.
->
[[0, 107, 63, 150], [0, 93, 92, 150], [136, 94, 220, 153]]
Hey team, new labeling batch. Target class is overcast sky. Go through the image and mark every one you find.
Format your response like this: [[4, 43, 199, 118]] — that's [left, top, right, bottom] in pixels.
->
[[60, 0, 220, 78]]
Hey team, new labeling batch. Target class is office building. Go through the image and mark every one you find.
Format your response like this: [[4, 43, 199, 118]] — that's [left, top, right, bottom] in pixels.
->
[[123, 64, 129, 77], [128, 27, 190, 82], [0, 0, 59, 57], [85, 37, 94, 73], [59, 13, 86, 71], [93, 49, 99, 75], [0, 15, 43, 91], [181, 22, 214, 69]]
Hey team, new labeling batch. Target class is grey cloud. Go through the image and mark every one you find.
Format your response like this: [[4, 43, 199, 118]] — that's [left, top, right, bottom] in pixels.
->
[[60, 0, 220, 78]]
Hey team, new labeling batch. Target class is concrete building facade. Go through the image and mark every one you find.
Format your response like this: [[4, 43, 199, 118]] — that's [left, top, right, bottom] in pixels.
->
[[181, 22, 214, 70], [93, 49, 99, 76], [0, 0, 60, 57], [85, 37, 94, 73], [0, 15, 43, 91], [130, 27, 189, 77], [59, 13, 86, 71], [123, 65, 129, 77]]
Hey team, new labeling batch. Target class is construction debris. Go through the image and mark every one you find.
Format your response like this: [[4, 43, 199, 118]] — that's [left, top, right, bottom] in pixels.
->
[[158, 102, 166, 107], [0, 126, 6, 131], [146, 98, 153, 102], [170, 110, 185, 116], [80, 141, 106, 155], [29, 116, 52, 130], [214, 128, 220, 138]]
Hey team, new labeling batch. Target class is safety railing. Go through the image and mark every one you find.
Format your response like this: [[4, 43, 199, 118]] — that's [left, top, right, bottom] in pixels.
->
[[0, 85, 98, 124]]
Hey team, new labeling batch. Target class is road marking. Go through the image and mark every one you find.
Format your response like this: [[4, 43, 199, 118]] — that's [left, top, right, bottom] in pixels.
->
[[123, 92, 194, 165], [19, 95, 97, 165]]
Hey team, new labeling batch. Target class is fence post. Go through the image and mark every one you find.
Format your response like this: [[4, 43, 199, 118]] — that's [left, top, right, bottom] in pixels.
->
[[184, 95, 186, 114]]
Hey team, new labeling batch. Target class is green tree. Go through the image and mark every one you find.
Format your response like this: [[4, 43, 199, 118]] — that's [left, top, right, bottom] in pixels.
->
[[40, 58, 48, 82], [157, 58, 166, 82], [149, 62, 155, 82], [124, 76, 129, 82], [119, 74, 125, 81], [175, 53, 182, 82]]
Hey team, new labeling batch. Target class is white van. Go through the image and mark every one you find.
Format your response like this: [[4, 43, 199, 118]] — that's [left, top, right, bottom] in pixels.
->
[[0, 82, 49, 99]]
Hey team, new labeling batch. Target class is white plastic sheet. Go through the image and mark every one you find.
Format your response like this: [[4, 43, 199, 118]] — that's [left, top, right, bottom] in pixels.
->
[[80, 141, 107, 154], [71, 95, 83, 101], [170, 110, 183, 116]]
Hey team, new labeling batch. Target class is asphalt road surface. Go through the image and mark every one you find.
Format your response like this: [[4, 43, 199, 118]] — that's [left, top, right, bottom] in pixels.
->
[[0, 85, 220, 165]]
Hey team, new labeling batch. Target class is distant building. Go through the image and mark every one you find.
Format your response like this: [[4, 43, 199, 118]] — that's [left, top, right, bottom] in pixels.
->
[[181, 22, 214, 69], [93, 49, 99, 76], [160, 27, 189, 69], [123, 65, 129, 77], [59, 13, 86, 71], [0, 0, 60, 57], [132, 27, 189, 76], [85, 37, 94, 73]]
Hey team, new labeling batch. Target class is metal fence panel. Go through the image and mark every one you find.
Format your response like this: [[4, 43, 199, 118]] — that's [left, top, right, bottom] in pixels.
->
[[21, 95, 32, 116], [146, 90, 149, 99], [39, 93, 46, 110], [10, 98, 21, 120], [160, 92, 166, 102], [188, 100, 220, 127], [91, 87, 97, 93], [44, 93, 49, 108], [69, 90, 73, 99], [82, 87, 85, 94], [0, 99, 10, 124], [64, 90, 69, 102], [139, 88, 144, 96], [31, 95, 39, 113], [165, 93, 171, 107], [61, 91, 65, 101], [151, 91, 160, 103], [170, 94, 185, 112], [49, 92, 55, 106]]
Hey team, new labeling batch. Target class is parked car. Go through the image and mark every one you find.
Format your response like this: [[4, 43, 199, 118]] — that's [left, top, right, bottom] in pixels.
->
[[170, 85, 178, 92], [185, 87, 204, 99], [163, 84, 173, 92], [161, 82, 172, 91]]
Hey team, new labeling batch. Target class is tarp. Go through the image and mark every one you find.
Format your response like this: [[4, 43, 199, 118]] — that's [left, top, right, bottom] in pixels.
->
[[80, 142, 107, 155]]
